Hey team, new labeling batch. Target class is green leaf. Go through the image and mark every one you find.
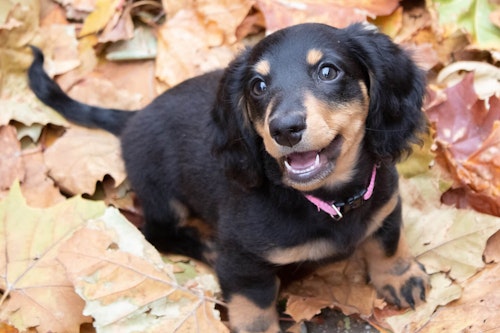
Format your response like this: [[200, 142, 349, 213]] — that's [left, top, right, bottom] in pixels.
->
[[433, 0, 500, 50]]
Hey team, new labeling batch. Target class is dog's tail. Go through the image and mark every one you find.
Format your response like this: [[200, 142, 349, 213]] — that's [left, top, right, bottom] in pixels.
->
[[28, 46, 135, 136]]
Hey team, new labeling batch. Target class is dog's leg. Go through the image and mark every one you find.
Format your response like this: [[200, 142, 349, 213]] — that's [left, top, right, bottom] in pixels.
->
[[217, 253, 281, 333], [362, 197, 429, 309]]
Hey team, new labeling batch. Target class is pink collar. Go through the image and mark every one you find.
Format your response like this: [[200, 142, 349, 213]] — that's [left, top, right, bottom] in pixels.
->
[[304, 163, 378, 220]]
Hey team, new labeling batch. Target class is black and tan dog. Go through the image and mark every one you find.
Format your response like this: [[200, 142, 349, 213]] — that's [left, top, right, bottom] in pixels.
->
[[29, 23, 429, 333]]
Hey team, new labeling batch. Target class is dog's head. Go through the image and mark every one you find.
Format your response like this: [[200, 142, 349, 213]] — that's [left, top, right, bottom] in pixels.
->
[[213, 23, 426, 191]]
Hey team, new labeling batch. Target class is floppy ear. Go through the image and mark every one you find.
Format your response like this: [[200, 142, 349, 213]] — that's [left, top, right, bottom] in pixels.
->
[[212, 49, 263, 189], [346, 23, 427, 161]]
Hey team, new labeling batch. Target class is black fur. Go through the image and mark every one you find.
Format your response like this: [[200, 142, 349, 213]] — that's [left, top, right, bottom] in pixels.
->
[[29, 23, 428, 332]]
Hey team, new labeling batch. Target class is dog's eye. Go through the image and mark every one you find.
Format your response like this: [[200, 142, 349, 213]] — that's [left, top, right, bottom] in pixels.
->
[[251, 79, 267, 96], [318, 65, 339, 81]]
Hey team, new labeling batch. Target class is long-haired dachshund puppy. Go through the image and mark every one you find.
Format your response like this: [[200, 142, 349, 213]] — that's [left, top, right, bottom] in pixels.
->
[[29, 23, 429, 333]]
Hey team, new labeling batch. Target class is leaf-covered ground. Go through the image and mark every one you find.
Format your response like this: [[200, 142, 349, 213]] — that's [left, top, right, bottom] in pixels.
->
[[1, 0, 500, 332]]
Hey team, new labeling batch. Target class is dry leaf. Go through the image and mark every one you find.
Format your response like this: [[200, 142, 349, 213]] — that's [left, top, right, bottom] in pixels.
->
[[79, 0, 122, 37], [156, 0, 253, 87], [437, 61, 500, 99], [44, 126, 126, 195], [417, 263, 500, 332], [58, 208, 228, 333], [0, 126, 23, 190], [19, 148, 66, 207], [0, 183, 104, 332], [283, 252, 380, 323], [401, 173, 500, 282], [427, 73, 500, 215]]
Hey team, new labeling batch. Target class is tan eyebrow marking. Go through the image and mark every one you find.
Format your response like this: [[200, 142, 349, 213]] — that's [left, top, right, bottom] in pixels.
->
[[307, 49, 323, 65], [254, 59, 271, 76]]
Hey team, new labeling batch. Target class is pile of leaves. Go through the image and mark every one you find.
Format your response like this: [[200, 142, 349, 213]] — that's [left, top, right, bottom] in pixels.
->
[[1, 0, 499, 332]]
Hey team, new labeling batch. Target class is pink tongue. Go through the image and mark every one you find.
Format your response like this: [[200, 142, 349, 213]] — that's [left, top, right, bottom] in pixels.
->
[[287, 151, 318, 170]]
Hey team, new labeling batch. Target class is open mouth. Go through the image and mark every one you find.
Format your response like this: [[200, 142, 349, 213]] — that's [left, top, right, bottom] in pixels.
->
[[283, 136, 343, 184]]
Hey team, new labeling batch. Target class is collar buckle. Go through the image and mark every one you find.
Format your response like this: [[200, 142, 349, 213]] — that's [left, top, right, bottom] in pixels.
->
[[329, 204, 343, 221], [304, 163, 379, 221]]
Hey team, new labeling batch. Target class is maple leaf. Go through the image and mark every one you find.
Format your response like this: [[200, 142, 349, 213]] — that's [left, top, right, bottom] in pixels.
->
[[416, 263, 500, 332], [426, 72, 500, 215], [255, 0, 399, 33], [43, 126, 126, 195], [0, 182, 104, 332], [155, 0, 253, 87], [58, 208, 228, 333]]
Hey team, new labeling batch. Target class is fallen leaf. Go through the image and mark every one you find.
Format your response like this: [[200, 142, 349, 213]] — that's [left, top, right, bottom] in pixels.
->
[[370, 6, 403, 38], [59, 208, 228, 333], [105, 25, 158, 61], [0, 0, 38, 48], [417, 263, 500, 333], [44, 126, 126, 195], [79, 0, 122, 37], [432, 0, 500, 50], [256, 0, 373, 33], [401, 173, 500, 282], [0, 126, 23, 191], [19, 148, 66, 207], [0, 182, 104, 332], [30, 24, 80, 77], [284, 251, 380, 323], [97, 1, 134, 43], [427, 73, 500, 215], [437, 61, 500, 99], [156, 0, 253, 87]]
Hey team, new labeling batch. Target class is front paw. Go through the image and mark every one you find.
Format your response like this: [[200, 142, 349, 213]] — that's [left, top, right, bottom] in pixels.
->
[[370, 257, 430, 309]]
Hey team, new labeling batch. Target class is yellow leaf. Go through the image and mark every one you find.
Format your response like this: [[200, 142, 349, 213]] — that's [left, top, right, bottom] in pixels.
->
[[79, 0, 121, 37]]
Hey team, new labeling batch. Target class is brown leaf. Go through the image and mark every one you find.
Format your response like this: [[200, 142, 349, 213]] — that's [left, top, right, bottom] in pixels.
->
[[44, 126, 126, 195], [256, 0, 366, 32], [79, 0, 122, 37], [156, 0, 253, 87], [0, 183, 104, 332], [19, 148, 66, 208], [427, 73, 500, 215], [283, 253, 380, 323], [417, 263, 500, 333], [58, 208, 228, 333], [0, 126, 23, 190], [97, 3, 134, 43]]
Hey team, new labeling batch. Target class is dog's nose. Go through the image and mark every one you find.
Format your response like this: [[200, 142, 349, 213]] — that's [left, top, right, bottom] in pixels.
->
[[269, 114, 306, 147]]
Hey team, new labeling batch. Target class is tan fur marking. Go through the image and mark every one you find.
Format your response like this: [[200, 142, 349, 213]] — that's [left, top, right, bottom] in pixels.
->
[[289, 87, 368, 191], [255, 98, 281, 157], [361, 225, 429, 308], [254, 59, 271, 76], [364, 191, 400, 238], [170, 199, 214, 239], [306, 49, 323, 65], [266, 239, 337, 265], [254, 81, 370, 192], [228, 294, 280, 333]]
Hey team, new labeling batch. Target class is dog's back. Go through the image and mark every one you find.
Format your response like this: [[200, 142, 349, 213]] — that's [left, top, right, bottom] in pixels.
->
[[28, 47, 225, 261]]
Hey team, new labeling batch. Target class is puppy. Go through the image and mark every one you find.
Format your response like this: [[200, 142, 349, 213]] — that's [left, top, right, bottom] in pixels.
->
[[29, 23, 429, 333]]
